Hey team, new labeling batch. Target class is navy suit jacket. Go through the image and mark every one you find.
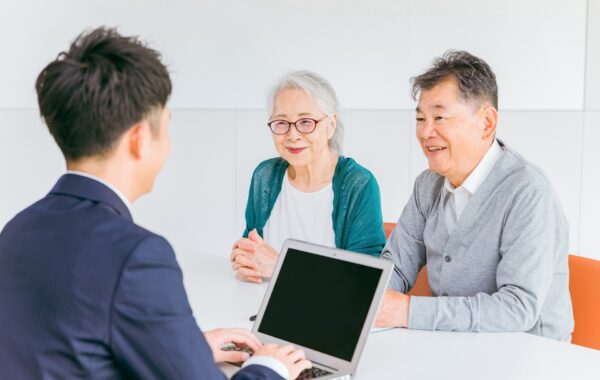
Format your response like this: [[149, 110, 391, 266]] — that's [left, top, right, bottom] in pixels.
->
[[0, 174, 282, 380]]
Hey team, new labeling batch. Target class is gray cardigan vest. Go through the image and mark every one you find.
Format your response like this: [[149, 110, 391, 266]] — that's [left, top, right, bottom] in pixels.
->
[[383, 140, 574, 341]]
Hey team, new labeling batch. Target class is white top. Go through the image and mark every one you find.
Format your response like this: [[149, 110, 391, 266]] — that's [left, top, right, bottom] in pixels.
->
[[66, 170, 132, 215], [443, 139, 503, 234], [263, 170, 336, 254]]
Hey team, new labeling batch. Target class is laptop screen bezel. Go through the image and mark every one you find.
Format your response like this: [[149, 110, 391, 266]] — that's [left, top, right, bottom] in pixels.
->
[[251, 239, 393, 373]]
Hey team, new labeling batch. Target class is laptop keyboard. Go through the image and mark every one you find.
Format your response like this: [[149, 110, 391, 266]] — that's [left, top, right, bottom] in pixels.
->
[[296, 367, 333, 379]]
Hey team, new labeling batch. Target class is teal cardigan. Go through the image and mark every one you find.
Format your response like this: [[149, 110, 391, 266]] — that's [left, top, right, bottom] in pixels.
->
[[243, 156, 386, 256]]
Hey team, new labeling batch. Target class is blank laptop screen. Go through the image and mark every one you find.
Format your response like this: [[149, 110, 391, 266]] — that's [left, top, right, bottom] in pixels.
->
[[257, 248, 382, 362]]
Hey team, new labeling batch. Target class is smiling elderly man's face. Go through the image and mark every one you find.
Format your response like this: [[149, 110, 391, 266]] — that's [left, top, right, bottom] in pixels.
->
[[415, 78, 493, 187]]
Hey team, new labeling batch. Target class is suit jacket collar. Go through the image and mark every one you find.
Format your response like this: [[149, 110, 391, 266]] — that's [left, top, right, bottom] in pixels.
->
[[49, 174, 133, 221]]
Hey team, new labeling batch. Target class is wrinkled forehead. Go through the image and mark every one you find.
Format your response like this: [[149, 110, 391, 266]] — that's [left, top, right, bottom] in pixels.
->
[[271, 88, 322, 117], [416, 80, 481, 113], [416, 104, 449, 114]]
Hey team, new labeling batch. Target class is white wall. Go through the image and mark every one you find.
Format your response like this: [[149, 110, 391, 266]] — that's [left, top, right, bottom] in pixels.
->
[[1, 0, 599, 261]]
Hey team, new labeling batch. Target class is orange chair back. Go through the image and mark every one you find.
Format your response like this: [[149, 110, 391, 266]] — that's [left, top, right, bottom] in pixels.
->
[[383, 222, 396, 240], [383, 222, 432, 296], [569, 255, 600, 350]]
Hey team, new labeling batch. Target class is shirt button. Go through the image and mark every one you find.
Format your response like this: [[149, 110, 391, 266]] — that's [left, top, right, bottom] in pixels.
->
[[444, 256, 452, 263]]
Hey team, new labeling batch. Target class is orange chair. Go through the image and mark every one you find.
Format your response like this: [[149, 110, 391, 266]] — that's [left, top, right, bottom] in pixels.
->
[[383, 222, 432, 296], [569, 255, 600, 350]]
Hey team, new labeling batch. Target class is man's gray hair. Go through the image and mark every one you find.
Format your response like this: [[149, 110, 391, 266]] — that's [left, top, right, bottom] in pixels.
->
[[411, 50, 498, 109], [268, 70, 343, 155]]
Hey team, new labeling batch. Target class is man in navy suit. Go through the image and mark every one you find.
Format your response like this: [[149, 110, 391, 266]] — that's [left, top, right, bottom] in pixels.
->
[[0, 27, 310, 379]]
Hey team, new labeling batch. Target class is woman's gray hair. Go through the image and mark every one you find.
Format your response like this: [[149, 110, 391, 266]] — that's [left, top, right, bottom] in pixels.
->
[[267, 70, 343, 155]]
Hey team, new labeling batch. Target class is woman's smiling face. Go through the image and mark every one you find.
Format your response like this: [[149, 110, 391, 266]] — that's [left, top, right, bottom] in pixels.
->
[[269, 88, 335, 168]]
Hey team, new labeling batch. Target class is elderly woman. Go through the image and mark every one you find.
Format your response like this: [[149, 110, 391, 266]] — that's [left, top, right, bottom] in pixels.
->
[[231, 71, 385, 283]]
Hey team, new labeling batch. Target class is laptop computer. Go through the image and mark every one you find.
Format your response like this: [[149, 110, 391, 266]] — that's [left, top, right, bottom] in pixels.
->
[[252, 239, 393, 379]]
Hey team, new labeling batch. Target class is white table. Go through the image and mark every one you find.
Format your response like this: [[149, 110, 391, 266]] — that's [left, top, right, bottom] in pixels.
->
[[180, 252, 600, 379]]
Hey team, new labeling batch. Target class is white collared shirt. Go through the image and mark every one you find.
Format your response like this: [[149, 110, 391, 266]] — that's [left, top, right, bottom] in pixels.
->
[[66, 170, 132, 215], [443, 140, 503, 233]]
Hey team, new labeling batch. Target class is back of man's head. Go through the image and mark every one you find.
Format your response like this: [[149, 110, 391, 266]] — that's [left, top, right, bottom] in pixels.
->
[[36, 27, 172, 161]]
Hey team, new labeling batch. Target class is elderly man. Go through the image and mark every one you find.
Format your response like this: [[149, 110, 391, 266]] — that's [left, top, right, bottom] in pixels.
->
[[376, 50, 573, 341]]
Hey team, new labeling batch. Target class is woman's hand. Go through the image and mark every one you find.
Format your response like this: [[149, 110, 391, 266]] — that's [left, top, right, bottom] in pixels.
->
[[230, 229, 278, 283]]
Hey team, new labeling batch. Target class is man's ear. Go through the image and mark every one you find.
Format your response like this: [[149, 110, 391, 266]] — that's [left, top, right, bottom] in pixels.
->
[[127, 123, 147, 160], [481, 105, 498, 140]]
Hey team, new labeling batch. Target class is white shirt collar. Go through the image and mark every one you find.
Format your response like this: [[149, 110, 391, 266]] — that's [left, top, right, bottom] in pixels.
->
[[444, 139, 503, 196], [66, 170, 132, 214]]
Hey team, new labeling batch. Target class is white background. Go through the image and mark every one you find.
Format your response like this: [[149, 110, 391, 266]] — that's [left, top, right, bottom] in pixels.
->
[[1, 0, 599, 262]]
